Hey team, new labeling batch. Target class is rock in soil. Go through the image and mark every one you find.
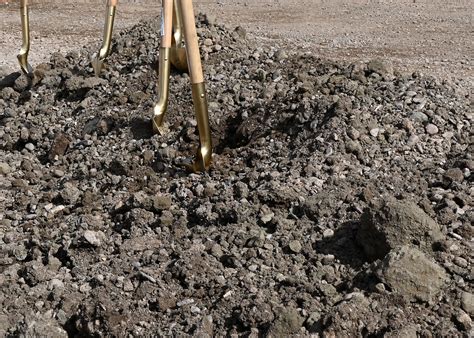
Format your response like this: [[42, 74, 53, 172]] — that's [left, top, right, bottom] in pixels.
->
[[357, 197, 444, 260], [376, 246, 448, 303]]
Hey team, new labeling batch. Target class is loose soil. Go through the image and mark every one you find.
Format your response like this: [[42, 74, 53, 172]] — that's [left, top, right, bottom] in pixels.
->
[[0, 1, 473, 337]]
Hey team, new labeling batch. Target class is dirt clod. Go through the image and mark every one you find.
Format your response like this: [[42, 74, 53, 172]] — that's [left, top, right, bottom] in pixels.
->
[[357, 198, 444, 260], [377, 246, 448, 303]]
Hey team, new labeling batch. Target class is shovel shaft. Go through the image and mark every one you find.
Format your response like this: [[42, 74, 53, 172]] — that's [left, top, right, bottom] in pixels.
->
[[179, 0, 212, 171], [180, 0, 203, 84], [169, 0, 188, 72], [98, 2, 117, 60], [19, 3, 29, 52], [173, 0, 184, 48], [18, 0, 32, 75], [161, 0, 173, 47]]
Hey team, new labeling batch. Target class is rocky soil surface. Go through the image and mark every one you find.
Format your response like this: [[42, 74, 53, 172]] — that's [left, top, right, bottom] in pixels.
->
[[0, 14, 473, 336]]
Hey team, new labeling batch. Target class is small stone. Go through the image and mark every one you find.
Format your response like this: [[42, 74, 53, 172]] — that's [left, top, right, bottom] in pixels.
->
[[370, 128, 380, 137], [157, 294, 177, 311], [49, 278, 65, 290], [267, 308, 304, 336], [25, 143, 35, 151], [83, 230, 103, 247], [190, 306, 201, 314], [20, 127, 30, 141], [203, 38, 213, 46], [153, 195, 172, 211], [0, 162, 11, 175], [60, 182, 81, 205], [143, 150, 154, 163], [79, 283, 92, 293], [323, 229, 335, 238], [322, 254, 335, 265], [407, 134, 419, 146], [123, 280, 134, 292], [455, 311, 472, 331], [234, 26, 247, 39], [248, 264, 258, 272], [53, 169, 65, 178], [375, 283, 386, 293], [425, 123, 439, 135], [288, 240, 302, 254], [453, 256, 468, 268], [444, 168, 464, 183], [411, 111, 428, 122], [274, 49, 288, 62], [347, 128, 360, 140], [177, 298, 194, 307], [260, 206, 274, 224], [234, 182, 249, 199], [48, 133, 70, 160], [461, 292, 474, 315]]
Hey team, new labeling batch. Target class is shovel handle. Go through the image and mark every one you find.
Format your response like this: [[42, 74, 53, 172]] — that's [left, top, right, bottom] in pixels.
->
[[108, 0, 118, 6], [180, 0, 203, 84], [161, 0, 173, 47], [20, 0, 28, 6]]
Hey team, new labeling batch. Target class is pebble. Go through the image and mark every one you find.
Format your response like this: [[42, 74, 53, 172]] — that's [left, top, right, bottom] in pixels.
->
[[288, 240, 302, 254], [53, 169, 65, 178], [453, 256, 468, 268], [0, 162, 11, 175], [83, 230, 102, 247], [25, 143, 35, 151], [323, 229, 334, 238], [411, 111, 429, 122], [49, 278, 65, 290], [79, 283, 92, 293], [461, 292, 474, 315], [177, 299, 195, 307], [369, 128, 379, 137], [425, 123, 439, 135], [455, 311, 472, 331], [123, 280, 134, 292]]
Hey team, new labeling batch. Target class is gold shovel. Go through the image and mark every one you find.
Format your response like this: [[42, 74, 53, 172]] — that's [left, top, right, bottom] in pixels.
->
[[170, 0, 188, 72], [91, 0, 118, 76], [17, 0, 33, 75], [153, 0, 212, 172]]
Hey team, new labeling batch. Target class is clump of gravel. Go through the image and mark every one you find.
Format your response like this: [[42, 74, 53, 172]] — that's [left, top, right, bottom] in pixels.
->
[[0, 14, 472, 336]]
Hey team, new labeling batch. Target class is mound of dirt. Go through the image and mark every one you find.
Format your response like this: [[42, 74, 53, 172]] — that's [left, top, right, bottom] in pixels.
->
[[0, 14, 472, 336]]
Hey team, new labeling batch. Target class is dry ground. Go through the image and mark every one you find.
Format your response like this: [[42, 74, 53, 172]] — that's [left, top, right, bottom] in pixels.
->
[[0, 0, 473, 85]]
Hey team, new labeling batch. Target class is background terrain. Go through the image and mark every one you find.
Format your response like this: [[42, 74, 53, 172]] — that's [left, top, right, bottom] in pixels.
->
[[1, 0, 473, 83]]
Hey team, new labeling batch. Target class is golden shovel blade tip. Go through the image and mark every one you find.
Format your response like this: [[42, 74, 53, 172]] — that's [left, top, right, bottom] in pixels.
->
[[91, 54, 105, 77], [17, 54, 33, 76]]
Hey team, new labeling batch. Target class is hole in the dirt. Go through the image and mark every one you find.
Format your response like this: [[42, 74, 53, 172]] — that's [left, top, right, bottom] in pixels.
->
[[55, 87, 91, 102], [54, 246, 74, 269], [13, 139, 28, 151], [223, 306, 251, 334], [314, 221, 366, 269], [130, 117, 154, 140], [214, 113, 252, 153], [220, 255, 239, 268], [260, 221, 277, 234]]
